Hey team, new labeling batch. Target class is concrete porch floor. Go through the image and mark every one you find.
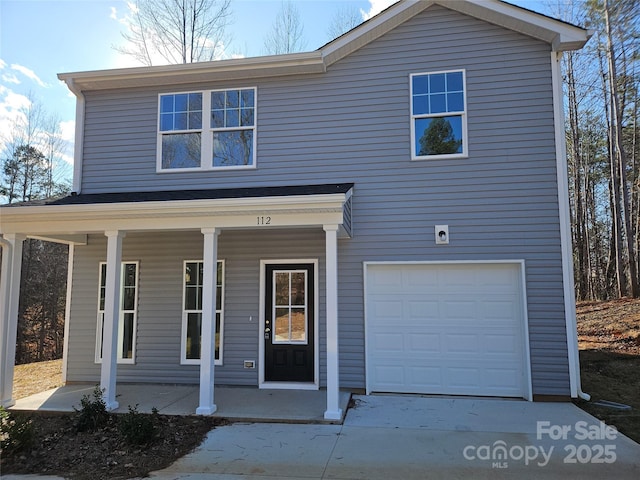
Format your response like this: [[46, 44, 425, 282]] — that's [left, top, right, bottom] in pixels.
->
[[9, 384, 352, 423]]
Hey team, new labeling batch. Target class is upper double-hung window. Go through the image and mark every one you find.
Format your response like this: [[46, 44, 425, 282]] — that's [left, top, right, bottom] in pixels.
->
[[158, 88, 256, 171], [410, 70, 467, 160]]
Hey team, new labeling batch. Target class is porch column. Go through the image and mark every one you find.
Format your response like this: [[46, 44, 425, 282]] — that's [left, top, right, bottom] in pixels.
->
[[323, 225, 342, 421], [100, 230, 125, 411], [197, 227, 220, 415], [0, 234, 25, 407]]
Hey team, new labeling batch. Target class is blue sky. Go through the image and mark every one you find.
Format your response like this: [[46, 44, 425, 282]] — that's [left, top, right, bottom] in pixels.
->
[[0, 0, 550, 179]]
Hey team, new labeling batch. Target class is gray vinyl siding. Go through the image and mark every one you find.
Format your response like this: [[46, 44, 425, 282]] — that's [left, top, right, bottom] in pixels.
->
[[67, 230, 327, 385], [70, 5, 570, 395]]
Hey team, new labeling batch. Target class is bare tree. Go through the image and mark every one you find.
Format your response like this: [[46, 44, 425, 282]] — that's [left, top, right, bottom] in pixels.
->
[[115, 0, 233, 65], [602, 0, 639, 297], [326, 5, 363, 41], [263, 0, 307, 55]]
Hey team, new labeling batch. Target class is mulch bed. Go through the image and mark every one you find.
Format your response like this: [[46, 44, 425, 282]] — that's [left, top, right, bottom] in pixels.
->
[[1, 411, 224, 480]]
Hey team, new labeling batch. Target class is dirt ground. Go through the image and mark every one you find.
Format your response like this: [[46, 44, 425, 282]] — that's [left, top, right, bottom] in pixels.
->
[[576, 297, 640, 444], [12, 359, 63, 400], [2, 362, 223, 479], [2, 298, 639, 478]]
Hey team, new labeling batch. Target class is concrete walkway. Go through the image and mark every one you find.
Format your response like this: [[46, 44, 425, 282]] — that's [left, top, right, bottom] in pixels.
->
[[144, 395, 640, 479], [5, 395, 640, 479], [10, 384, 351, 423]]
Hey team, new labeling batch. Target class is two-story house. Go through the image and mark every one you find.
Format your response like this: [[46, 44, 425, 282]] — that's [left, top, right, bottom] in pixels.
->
[[0, 0, 590, 420]]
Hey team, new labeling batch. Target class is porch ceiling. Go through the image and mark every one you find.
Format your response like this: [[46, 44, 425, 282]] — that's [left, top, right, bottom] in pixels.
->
[[0, 184, 354, 240]]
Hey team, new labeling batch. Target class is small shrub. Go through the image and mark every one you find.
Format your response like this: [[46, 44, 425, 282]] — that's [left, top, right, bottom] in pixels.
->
[[73, 386, 110, 432], [118, 404, 156, 445], [0, 406, 34, 453]]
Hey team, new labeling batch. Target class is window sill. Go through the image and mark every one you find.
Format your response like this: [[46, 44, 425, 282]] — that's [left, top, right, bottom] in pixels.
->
[[180, 360, 224, 366], [411, 152, 469, 161], [157, 165, 257, 173]]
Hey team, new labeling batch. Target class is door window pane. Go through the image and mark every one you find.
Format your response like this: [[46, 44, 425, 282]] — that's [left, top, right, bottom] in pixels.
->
[[272, 270, 307, 343], [274, 308, 290, 342], [290, 308, 306, 341], [275, 272, 289, 305], [291, 272, 306, 306]]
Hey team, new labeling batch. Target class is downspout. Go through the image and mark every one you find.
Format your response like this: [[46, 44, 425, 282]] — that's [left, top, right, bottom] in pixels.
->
[[551, 50, 590, 401], [64, 78, 85, 194]]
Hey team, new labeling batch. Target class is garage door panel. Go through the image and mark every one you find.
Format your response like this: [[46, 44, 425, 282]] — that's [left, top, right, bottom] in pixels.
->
[[366, 263, 527, 398], [484, 333, 520, 355], [405, 269, 439, 289], [409, 366, 443, 388], [442, 300, 478, 320], [374, 365, 405, 386], [372, 332, 404, 352], [444, 333, 481, 354], [408, 333, 440, 353], [408, 301, 440, 319], [447, 367, 482, 389]]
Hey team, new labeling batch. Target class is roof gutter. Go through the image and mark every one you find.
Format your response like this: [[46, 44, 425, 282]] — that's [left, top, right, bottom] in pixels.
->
[[62, 78, 85, 194]]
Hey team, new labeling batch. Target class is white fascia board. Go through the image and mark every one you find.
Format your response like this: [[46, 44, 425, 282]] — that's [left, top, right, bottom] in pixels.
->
[[452, 0, 590, 51], [58, 52, 325, 91], [321, 0, 589, 65], [321, 0, 432, 66], [0, 193, 349, 235]]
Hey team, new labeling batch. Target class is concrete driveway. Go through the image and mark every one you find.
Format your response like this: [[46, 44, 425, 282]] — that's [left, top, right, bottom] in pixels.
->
[[5, 394, 640, 479], [144, 395, 640, 479]]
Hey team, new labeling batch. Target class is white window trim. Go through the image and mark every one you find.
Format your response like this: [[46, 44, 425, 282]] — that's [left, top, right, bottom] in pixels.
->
[[410, 69, 468, 161], [156, 88, 257, 172], [180, 259, 225, 366], [95, 261, 139, 365]]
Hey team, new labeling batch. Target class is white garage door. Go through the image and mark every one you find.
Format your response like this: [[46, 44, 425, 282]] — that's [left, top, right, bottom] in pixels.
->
[[365, 263, 529, 398]]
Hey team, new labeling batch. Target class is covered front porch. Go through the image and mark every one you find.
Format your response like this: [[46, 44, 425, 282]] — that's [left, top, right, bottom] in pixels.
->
[[0, 184, 353, 421], [11, 384, 352, 423]]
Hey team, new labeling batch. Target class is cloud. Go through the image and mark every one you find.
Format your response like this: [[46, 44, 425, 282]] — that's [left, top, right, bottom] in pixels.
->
[[0, 58, 6, 70], [11, 64, 48, 88], [0, 85, 31, 114], [0, 85, 32, 150], [361, 0, 400, 21], [2, 73, 20, 85], [59, 120, 75, 143]]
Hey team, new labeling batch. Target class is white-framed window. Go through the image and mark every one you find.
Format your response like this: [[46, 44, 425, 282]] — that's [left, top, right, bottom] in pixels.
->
[[410, 70, 467, 160], [158, 88, 256, 171], [96, 261, 139, 364], [181, 260, 224, 365]]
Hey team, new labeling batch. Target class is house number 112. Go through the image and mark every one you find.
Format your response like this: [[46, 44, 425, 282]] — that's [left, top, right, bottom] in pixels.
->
[[257, 216, 271, 225]]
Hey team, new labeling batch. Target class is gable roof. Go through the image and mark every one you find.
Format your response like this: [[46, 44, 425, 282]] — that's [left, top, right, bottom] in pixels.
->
[[58, 0, 590, 92]]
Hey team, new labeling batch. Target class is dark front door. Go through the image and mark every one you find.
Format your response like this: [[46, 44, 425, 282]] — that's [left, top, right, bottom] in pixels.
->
[[264, 263, 314, 382]]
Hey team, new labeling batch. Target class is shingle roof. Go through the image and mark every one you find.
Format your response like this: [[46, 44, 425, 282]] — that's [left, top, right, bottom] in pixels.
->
[[46, 183, 354, 206]]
